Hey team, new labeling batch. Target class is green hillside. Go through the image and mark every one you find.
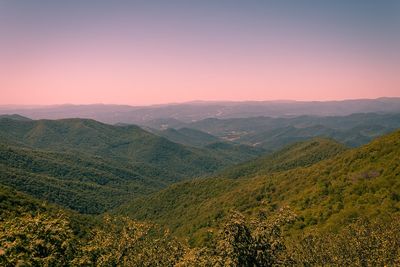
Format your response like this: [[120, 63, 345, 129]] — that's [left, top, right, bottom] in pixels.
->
[[0, 117, 262, 178], [152, 127, 220, 147], [0, 117, 266, 213], [186, 113, 400, 136], [0, 144, 164, 213], [239, 123, 393, 150], [0, 184, 96, 237], [184, 113, 400, 150], [1, 120, 399, 265], [218, 137, 347, 179], [0, 184, 53, 219], [0, 114, 32, 121], [118, 130, 400, 245]]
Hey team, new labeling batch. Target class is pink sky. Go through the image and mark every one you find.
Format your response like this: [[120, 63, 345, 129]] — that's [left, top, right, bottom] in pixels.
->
[[1, 1, 399, 105], [2, 35, 398, 106], [2, 47, 398, 105]]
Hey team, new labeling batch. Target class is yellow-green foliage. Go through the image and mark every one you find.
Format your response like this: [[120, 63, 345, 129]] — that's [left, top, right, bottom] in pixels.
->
[[76, 215, 185, 266], [119, 130, 400, 245], [0, 208, 296, 266], [1, 209, 399, 266], [288, 216, 400, 266], [218, 137, 347, 179], [0, 213, 77, 266]]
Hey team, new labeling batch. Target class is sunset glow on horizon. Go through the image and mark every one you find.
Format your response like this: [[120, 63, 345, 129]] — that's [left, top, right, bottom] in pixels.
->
[[1, 0, 399, 106]]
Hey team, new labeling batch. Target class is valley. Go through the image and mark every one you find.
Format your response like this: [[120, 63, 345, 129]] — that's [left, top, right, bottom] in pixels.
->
[[1, 110, 399, 265], [2, 0, 399, 264]]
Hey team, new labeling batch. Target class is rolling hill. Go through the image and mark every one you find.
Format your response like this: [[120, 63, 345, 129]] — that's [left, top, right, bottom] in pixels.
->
[[178, 113, 400, 150], [0, 144, 161, 213], [0, 184, 96, 238], [1, 116, 399, 264], [217, 137, 347, 179], [117, 130, 400, 245], [0, 114, 32, 121], [0, 117, 264, 213], [150, 127, 220, 147]]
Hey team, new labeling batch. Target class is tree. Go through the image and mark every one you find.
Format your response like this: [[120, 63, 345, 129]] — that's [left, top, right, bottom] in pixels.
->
[[289, 216, 400, 266], [0, 213, 76, 267], [177, 208, 296, 267], [76, 215, 186, 266]]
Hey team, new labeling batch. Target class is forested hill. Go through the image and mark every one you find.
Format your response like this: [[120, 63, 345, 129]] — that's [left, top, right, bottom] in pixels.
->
[[117, 130, 400, 245], [0, 184, 97, 239], [0, 114, 31, 121], [217, 137, 347, 179], [178, 113, 400, 150], [0, 144, 161, 213], [0, 118, 399, 265], [149, 127, 220, 147], [0, 117, 263, 213]]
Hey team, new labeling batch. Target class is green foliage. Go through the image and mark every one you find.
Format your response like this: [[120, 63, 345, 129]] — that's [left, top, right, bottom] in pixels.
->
[[0, 144, 159, 213], [0, 185, 50, 219], [0, 116, 399, 265], [76, 215, 185, 267], [0, 118, 225, 180], [213, 208, 296, 266], [0, 184, 98, 240], [218, 137, 347, 178], [288, 217, 400, 266], [153, 127, 220, 147], [1, 205, 399, 266], [0, 213, 77, 267], [175, 208, 296, 267], [0, 114, 31, 121], [119, 130, 400, 245], [186, 113, 400, 150], [0, 117, 264, 213]]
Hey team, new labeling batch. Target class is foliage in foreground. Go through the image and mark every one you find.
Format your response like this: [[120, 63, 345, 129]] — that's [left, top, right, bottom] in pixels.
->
[[289, 218, 400, 266], [1, 209, 400, 266], [0, 213, 77, 266]]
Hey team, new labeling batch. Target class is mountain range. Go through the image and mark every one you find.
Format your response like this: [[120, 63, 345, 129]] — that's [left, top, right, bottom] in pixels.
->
[[1, 98, 400, 124], [1, 110, 399, 264], [0, 116, 263, 213]]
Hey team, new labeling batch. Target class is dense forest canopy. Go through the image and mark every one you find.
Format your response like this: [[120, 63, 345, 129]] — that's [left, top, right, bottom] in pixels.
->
[[0, 114, 399, 266]]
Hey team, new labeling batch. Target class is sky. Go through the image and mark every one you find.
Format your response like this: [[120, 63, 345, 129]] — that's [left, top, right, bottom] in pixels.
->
[[0, 0, 399, 105]]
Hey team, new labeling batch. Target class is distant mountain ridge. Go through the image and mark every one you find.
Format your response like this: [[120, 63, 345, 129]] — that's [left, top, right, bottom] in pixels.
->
[[1, 97, 399, 124], [0, 114, 31, 121]]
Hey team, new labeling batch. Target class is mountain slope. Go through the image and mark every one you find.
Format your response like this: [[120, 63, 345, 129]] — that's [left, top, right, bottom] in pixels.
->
[[0, 117, 264, 213], [185, 113, 400, 150], [239, 123, 395, 150], [117, 130, 400, 245], [149, 127, 265, 163], [0, 144, 163, 213], [152, 127, 220, 147], [218, 138, 347, 179], [0, 185, 98, 238], [0, 117, 260, 180], [0, 114, 31, 121]]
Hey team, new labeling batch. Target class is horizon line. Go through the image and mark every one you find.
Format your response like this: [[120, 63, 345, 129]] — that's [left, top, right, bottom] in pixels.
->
[[1, 96, 399, 109]]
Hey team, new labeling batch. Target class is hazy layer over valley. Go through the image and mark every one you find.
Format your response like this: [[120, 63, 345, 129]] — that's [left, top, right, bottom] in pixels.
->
[[1, 98, 399, 124]]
